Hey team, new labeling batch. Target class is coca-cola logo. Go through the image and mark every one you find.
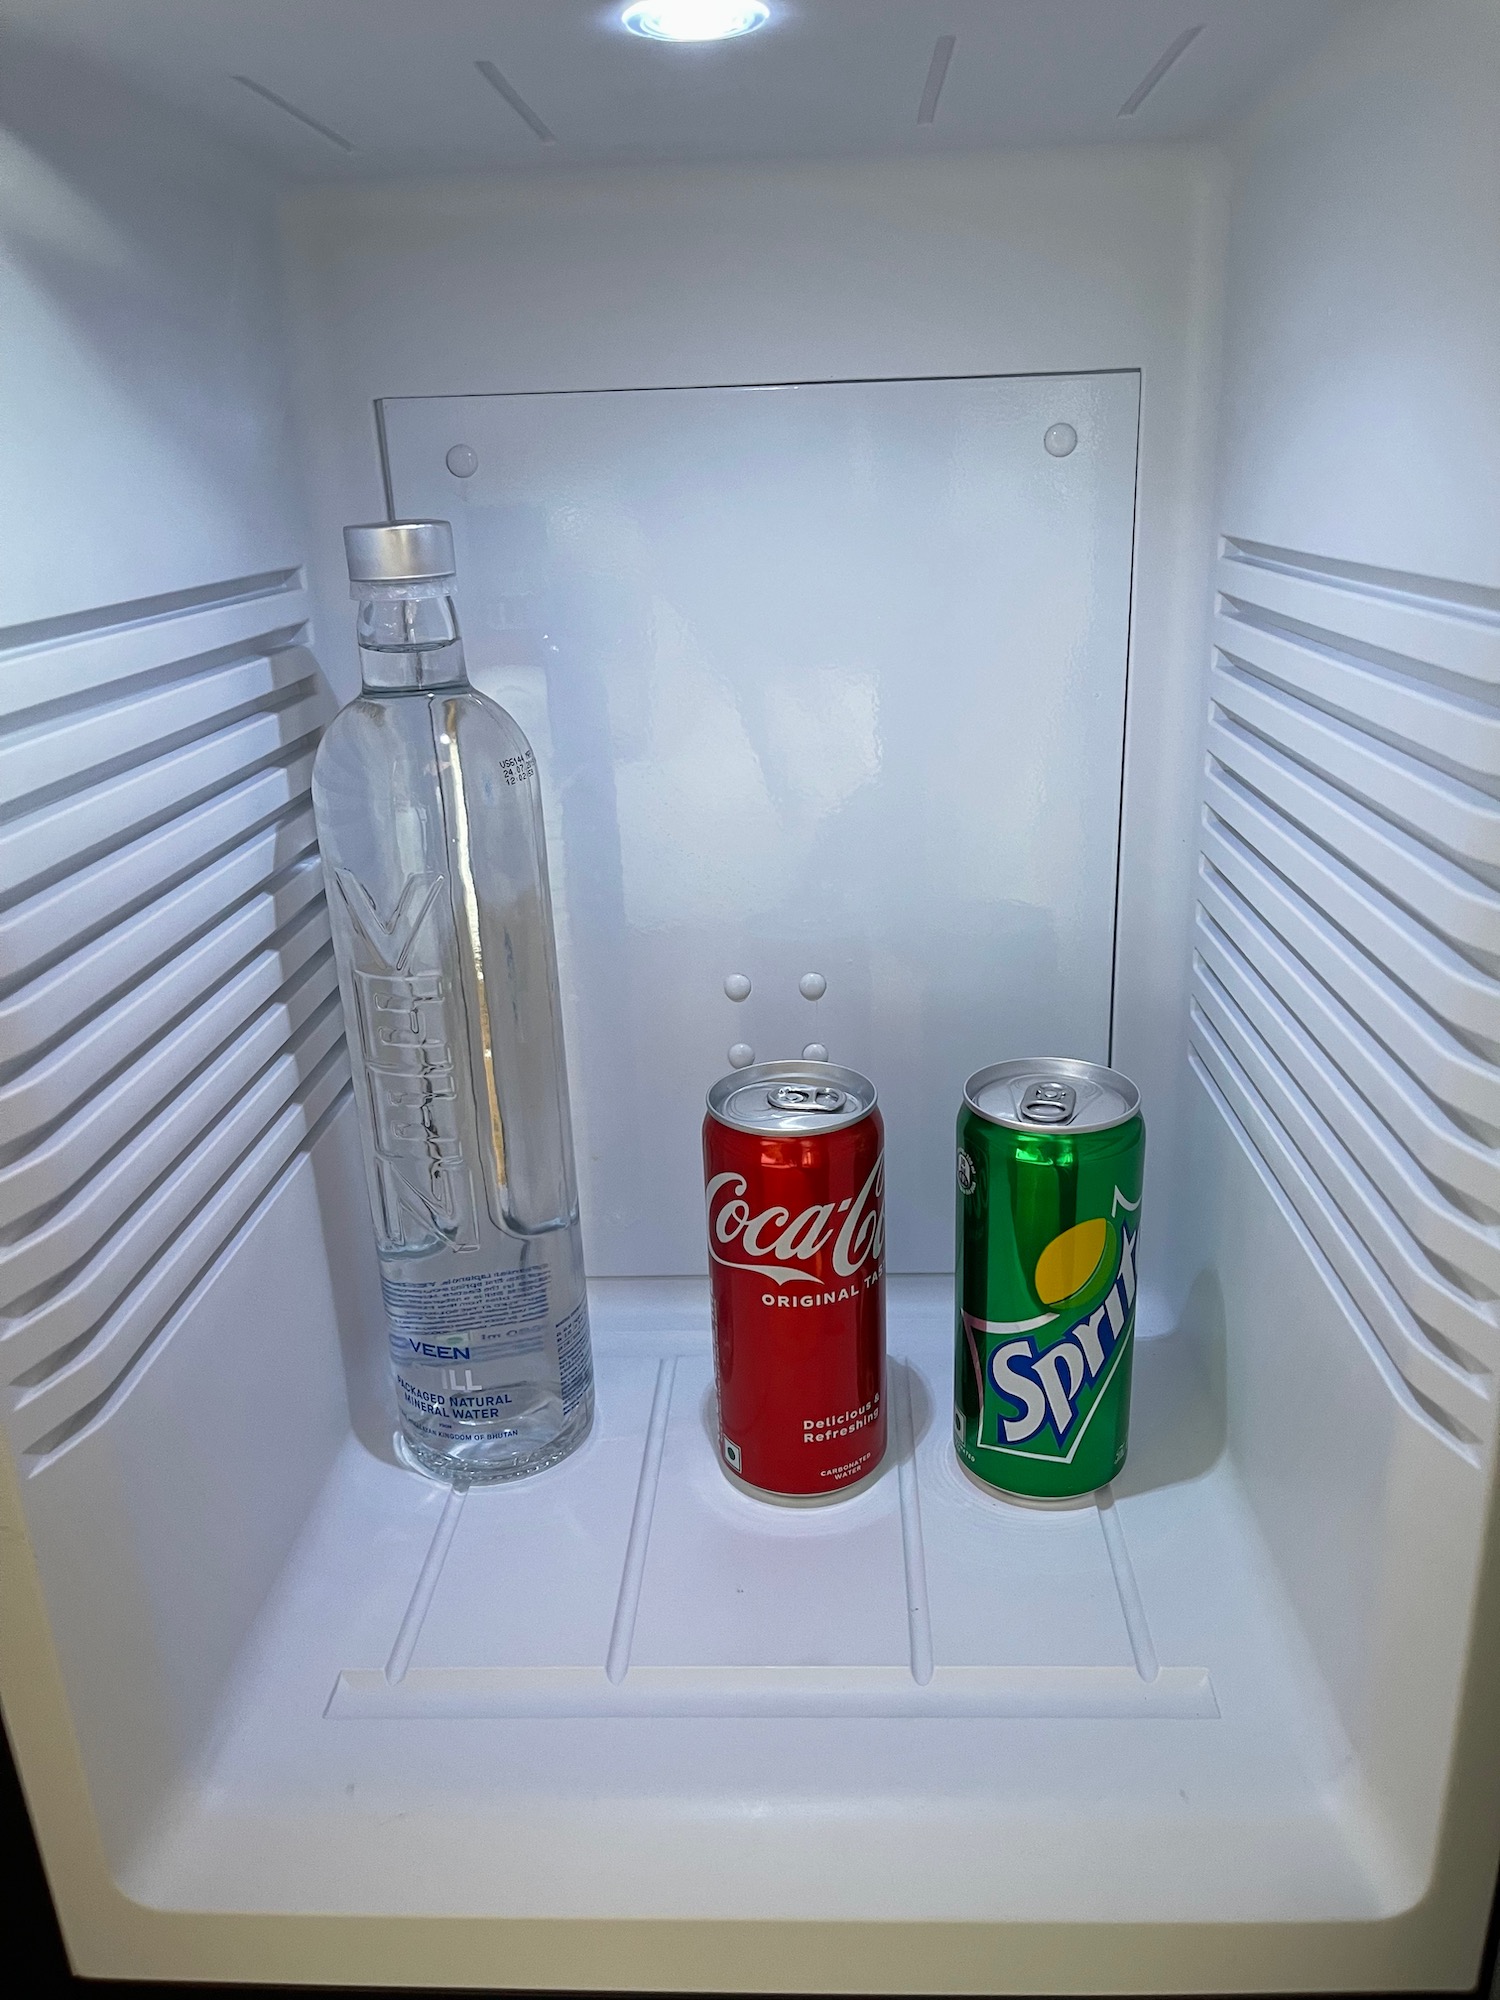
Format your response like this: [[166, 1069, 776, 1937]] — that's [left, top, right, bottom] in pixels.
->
[[706, 1155, 885, 1285]]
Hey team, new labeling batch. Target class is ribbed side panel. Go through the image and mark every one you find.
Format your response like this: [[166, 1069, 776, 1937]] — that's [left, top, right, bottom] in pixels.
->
[[0, 573, 348, 1465], [1193, 538, 1500, 1459]]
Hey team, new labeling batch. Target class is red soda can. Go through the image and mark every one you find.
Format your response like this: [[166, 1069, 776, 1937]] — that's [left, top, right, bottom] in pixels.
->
[[703, 1060, 886, 1502]]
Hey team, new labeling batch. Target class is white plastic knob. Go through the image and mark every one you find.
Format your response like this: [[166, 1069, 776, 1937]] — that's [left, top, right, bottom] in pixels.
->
[[723, 973, 751, 1001], [445, 443, 479, 477], [1043, 423, 1077, 458], [798, 972, 827, 1001], [728, 1043, 755, 1069], [802, 1043, 829, 1063]]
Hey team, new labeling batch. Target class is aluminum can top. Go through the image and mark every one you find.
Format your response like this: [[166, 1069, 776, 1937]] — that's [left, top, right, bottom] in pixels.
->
[[963, 1056, 1140, 1135], [706, 1059, 877, 1137]]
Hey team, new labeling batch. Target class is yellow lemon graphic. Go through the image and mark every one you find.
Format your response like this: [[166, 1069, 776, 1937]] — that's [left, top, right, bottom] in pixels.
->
[[1034, 1217, 1111, 1306]]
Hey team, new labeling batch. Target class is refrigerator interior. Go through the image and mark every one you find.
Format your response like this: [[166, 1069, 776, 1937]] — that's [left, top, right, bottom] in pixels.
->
[[2, 0, 1499, 1988]]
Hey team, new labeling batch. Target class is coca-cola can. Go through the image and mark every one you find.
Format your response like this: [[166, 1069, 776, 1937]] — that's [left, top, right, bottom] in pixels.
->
[[703, 1060, 886, 1503]]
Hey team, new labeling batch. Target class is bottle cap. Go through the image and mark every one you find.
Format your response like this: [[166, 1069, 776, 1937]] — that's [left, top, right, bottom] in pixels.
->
[[343, 520, 456, 583]]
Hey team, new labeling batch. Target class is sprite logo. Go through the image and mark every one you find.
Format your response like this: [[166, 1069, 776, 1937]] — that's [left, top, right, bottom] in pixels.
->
[[963, 1189, 1139, 1463]]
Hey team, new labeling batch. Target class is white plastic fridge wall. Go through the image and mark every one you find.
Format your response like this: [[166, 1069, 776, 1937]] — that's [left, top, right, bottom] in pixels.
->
[[1, 3, 1499, 1992]]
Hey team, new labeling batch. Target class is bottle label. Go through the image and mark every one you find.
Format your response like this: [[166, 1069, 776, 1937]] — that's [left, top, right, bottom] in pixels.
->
[[382, 1262, 593, 1443], [556, 1297, 592, 1416], [382, 1266, 550, 1347]]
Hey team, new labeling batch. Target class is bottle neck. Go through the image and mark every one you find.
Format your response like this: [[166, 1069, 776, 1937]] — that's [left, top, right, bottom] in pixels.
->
[[355, 584, 471, 692]]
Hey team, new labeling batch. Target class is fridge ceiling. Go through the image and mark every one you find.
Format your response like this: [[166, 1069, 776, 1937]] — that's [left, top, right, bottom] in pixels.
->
[[0, 0, 1351, 178]]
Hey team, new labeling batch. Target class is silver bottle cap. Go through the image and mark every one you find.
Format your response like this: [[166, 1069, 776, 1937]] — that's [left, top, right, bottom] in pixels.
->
[[343, 520, 456, 584]]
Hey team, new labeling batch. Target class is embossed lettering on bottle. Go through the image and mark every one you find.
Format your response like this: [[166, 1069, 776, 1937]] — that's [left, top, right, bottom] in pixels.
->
[[336, 869, 480, 1254]]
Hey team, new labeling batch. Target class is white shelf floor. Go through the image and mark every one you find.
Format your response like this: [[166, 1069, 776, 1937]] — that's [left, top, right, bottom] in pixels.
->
[[127, 1279, 1401, 1926]]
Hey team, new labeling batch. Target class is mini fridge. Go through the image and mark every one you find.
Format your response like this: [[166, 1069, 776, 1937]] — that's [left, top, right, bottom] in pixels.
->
[[2, 1, 1499, 1989]]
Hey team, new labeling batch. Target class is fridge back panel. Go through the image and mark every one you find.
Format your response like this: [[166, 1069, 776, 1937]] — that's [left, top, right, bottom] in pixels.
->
[[381, 373, 1140, 1275]]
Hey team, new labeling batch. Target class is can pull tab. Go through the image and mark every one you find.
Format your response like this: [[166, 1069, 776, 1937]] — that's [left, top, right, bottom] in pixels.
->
[[1020, 1080, 1076, 1126], [767, 1084, 847, 1115]]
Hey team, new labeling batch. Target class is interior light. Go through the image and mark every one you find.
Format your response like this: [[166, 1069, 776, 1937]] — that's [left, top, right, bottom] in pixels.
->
[[621, 2, 771, 42]]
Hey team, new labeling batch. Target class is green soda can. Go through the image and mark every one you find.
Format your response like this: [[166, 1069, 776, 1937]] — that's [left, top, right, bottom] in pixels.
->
[[954, 1059, 1144, 1503]]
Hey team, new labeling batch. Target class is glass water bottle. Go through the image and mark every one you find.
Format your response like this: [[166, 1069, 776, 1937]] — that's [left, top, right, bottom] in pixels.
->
[[312, 520, 594, 1482]]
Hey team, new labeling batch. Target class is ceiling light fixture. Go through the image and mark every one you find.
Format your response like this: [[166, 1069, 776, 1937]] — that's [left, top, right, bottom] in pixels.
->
[[621, 2, 771, 42]]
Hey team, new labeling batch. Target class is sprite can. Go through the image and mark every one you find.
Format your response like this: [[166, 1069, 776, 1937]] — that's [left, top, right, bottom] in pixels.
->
[[954, 1058, 1144, 1502]]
